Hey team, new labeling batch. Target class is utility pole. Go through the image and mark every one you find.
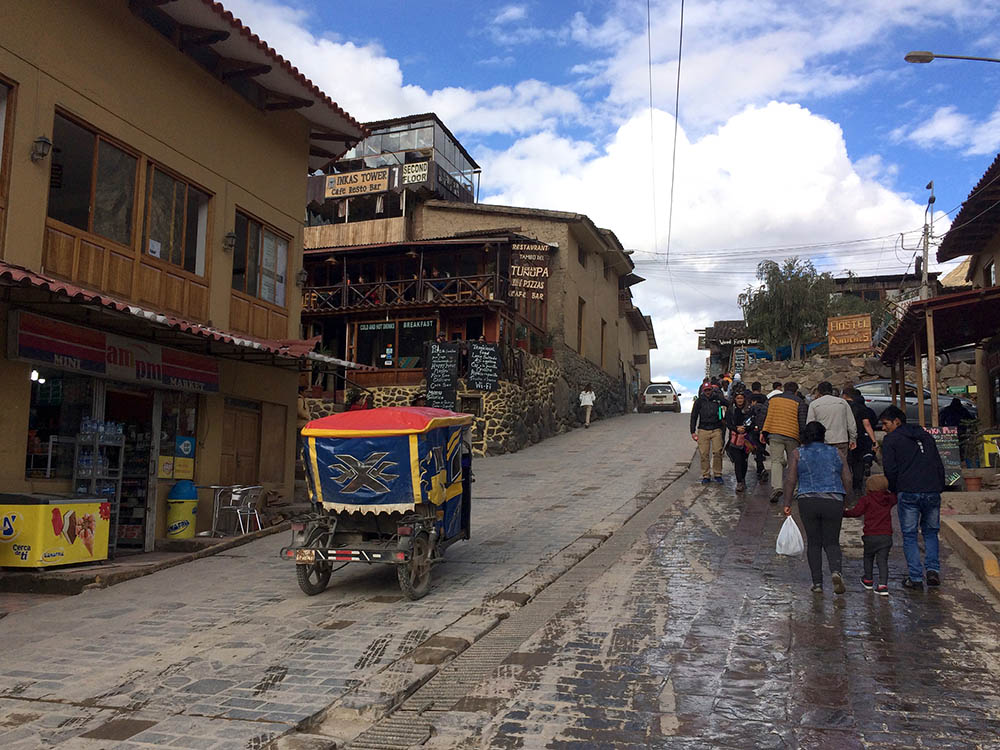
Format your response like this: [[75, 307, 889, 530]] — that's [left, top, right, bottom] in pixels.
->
[[920, 181, 935, 300]]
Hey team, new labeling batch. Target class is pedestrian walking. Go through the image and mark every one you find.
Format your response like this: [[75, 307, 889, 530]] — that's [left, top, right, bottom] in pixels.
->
[[783, 421, 853, 594], [843, 475, 897, 596], [843, 387, 878, 494], [761, 381, 808, 502], [748, 390, 769, 479], [725, 391, 752, 491], [691, 383, 727, 484], [579, 384, 596, 428], [807, 381, 857, 468], [939, 397, 975, 464], [879, 405, 946, 590], [766, 381, 783, 399]]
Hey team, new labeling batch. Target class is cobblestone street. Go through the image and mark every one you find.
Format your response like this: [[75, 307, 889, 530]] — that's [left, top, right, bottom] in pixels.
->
[[0, 414, 692, 749]]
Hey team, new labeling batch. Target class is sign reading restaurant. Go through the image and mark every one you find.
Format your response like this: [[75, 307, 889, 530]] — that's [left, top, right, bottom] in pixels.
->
[[9, 311, 220, 392], [827, 313, 872, 356], [325, 167, 391, 198], [508, 242, 549, 301]]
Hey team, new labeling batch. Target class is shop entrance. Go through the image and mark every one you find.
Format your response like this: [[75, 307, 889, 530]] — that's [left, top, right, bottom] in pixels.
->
[[105, 387, 157, 552], [222, 400, 260, 486]]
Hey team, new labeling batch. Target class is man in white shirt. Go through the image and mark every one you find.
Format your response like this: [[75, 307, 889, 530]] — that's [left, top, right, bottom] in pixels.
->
[[766, 381, 783, 399], [806, 381, 857, 466], [579, 385, 596, 428]]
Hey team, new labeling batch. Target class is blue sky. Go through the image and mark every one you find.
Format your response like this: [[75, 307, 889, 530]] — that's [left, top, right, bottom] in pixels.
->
[[225, 0, 1000, 403]]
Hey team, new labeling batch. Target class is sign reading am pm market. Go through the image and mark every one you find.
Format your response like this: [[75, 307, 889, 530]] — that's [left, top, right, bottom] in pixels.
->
[[828, 313, 872, 356]]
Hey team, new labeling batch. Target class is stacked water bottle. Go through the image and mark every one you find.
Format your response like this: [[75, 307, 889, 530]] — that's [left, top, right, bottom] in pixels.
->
[[80, 417, 125, 443]]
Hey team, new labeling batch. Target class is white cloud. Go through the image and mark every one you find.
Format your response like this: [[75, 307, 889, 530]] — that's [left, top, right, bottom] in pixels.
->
[[893, 105, 1000, 156], [493, 4, 528, 24]]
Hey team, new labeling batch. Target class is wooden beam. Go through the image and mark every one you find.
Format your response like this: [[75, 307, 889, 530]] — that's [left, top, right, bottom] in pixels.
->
[[178, 24, 230, 48], [926, 309, 939, 427], [310, 130, 356, 142], [310, 145, 338, 160], [262, 89, 313, 111], [914, 334, 925, 427], [217, 58, 272, 80]]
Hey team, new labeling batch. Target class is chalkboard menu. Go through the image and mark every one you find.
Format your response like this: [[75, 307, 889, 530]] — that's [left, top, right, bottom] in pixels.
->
[[468, 342, 501, 392], [426, 343, 459, 410], [925, 426, 961, 487]]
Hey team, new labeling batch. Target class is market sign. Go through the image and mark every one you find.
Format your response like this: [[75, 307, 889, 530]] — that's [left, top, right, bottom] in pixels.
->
[[10, 311, 220, 392], [508, 242, 549, 302], [828, 313, 872, 356], [324, 167, 390, 198]]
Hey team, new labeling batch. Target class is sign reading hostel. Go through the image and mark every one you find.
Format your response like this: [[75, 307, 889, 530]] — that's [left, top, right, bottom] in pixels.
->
[[325, 167, 390, 198], [508, 243, 549, 302], [827, 313, 872, 356], [10, 311, 220, 392]]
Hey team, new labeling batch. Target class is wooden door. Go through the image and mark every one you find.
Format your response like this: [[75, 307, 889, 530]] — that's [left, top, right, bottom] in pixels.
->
[[221, 404, 260, 486]]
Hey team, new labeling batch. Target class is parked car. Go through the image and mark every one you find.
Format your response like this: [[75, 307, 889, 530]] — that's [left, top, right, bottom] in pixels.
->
[[855, 380, 977, 424], [641, 382, 681, 413]]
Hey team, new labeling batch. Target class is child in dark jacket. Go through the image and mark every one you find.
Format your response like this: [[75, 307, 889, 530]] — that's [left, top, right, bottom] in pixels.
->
[[843, 475, 897, 595]]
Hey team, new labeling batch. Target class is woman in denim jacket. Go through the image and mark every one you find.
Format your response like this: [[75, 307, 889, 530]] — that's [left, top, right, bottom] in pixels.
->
[[783, 421, 854, 594]]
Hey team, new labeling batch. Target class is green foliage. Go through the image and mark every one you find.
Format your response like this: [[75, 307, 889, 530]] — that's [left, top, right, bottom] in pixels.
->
[[738, 258, 834, 360]]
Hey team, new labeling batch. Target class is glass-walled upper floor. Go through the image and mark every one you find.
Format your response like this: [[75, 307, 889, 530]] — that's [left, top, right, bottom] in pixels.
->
[[336, 118, 477, 196]]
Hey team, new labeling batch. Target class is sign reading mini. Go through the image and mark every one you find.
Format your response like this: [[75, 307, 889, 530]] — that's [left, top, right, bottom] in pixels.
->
[[508, 242, 549, 302], [10, 311, 220, 392], [828, 313, 872, 356]]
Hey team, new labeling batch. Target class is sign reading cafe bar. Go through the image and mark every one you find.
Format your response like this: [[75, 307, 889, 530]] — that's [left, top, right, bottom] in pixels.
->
[[508, 242, 549, 301], [9, 311, 220, 392]]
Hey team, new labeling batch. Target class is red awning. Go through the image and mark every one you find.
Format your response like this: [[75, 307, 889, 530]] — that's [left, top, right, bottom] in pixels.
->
[[302, 406, 473, 436], [0, 260, 366, 370]]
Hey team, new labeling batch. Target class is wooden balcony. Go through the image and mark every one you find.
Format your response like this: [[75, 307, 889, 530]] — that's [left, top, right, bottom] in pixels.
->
[[304, 218, 407, 250], [303, 274, 507, 314]]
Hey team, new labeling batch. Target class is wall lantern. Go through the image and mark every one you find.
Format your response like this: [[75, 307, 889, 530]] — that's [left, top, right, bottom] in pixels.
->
[[30, 135, 53, 162], [222, 231, 237, 254], [295, 267, 309, 288]]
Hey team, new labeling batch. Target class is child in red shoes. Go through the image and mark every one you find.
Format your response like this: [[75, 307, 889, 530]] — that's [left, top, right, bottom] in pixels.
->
[[843, 475, 897, 596]]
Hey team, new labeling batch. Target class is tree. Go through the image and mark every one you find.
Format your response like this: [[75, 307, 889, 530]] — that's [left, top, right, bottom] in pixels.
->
[[739, 258, 833, 360]]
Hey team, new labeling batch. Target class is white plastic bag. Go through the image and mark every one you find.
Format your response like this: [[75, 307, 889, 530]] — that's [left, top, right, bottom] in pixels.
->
[[776, 516, 804, 556]]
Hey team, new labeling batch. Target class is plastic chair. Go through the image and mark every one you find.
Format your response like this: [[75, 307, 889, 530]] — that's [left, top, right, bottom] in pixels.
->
[[218, 485, 263, 535]]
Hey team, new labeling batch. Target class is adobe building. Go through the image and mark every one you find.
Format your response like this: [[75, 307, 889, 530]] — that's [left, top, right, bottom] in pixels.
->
[[0, 0, 364, 551], [301, 114, 656, 454]]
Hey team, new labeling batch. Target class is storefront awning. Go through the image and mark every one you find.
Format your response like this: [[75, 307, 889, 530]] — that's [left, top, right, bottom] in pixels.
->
[[0, 261, 368, 372], [879, 286, 1000, 364]]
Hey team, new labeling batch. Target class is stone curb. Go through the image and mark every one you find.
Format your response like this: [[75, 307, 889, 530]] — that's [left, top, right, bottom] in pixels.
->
[[0, 522, 290, 596], [941, 517, 1000, 601], [283, 455, 696, 749]]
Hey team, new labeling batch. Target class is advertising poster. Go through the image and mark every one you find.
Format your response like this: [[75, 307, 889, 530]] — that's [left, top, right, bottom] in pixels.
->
[[158, 455, 175, 479]]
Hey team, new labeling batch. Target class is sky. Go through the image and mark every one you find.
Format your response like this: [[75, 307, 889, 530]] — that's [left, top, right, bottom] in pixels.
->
[[223, 0, 1000, 405]]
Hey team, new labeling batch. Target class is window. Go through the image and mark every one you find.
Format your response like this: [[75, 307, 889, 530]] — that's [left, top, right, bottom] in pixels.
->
[[26, 371, 94, 479], [143, 165, 209, 275], [577, 297, 586, 354], [984, 260, 996, 288], [232, 211, 288, 306], [857, 383, 888, 398], [157, 392, 199, 480], [356, 321, 396, 368], [398, 319, 435, 368], [48, 114, 137, 246], [354, 319, 435, 369], [601, 318, 607, 368], [578, 246, 586, 267]]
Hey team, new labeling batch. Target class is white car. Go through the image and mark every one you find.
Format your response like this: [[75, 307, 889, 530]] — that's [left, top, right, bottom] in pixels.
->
[[640, 382, 681, 413]]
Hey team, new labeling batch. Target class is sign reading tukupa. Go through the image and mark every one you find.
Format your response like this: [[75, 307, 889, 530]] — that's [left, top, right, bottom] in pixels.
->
[[508, 243, 549, 302]]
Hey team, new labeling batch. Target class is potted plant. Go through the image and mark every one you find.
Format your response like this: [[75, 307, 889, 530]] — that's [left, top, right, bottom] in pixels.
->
[[542, 332, 554, 359], [515, 325, 529, 351]]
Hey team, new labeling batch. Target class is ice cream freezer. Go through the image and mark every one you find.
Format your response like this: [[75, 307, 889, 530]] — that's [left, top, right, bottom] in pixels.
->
[[0, 494, 111, 567]]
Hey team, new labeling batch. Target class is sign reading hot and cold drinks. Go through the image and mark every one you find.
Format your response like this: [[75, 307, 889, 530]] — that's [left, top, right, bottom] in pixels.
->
[[827, 314, 872, 356], [9, 311, 220, 392], [508, 243, 549, 302]]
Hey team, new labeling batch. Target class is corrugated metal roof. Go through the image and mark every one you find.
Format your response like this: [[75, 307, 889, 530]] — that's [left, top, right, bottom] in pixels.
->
[[0, 261, 365, 369]]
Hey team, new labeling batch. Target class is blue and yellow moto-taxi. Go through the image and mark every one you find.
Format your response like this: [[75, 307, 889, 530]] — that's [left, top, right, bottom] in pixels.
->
[[281, 407, 473, 599]]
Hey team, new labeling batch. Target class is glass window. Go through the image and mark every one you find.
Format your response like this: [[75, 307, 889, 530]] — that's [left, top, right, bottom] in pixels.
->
[[48, 114, 137, 246], [144, 165, 209, 275], [158, 391, 199, 481], [363, 135, 380, 156], [415, 127, 433, 149], [857, 383, 888, 397], [232, 210, 288, 306], [399, 128, 416, 151], [398, 319, 434, 368], [356, 321, 396, 368], [26, 370, 94, 479], [985, 261, 996, 287]]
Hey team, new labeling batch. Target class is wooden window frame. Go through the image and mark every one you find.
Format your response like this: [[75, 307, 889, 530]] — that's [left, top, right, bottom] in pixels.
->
[[49, 110, 142, 249], [231, 208, 290, 310], [350, 317, 436, 370], [141, 161, 213, 279], [0, 75, 16, 256]]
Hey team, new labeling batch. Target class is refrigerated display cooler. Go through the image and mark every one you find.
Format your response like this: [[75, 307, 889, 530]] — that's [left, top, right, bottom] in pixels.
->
[[0, 494, 111, 567]]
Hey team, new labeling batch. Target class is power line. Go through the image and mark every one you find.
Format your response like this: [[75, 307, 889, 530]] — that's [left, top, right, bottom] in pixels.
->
[[663, 0, 684, 308]]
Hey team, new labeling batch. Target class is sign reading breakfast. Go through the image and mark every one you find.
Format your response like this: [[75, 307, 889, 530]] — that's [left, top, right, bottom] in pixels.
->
[[827, 313, 872, 356]]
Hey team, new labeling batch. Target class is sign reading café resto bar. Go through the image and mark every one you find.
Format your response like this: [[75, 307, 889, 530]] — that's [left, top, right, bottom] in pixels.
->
[[324, 167, 391, 199], [508, 242, 549, 302], [10, 311, 220, 392]]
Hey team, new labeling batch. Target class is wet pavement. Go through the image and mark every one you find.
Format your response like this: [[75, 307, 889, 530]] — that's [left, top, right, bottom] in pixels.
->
[[425, 466, 1000, 749]]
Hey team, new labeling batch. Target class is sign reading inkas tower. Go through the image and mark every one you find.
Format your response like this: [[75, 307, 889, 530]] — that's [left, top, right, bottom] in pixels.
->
[[827, 314, 872, 356], [508, 243, 549, 302]]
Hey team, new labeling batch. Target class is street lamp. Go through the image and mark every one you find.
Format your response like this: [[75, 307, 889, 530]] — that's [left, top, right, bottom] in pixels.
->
[[905, 50, 1000, 64]]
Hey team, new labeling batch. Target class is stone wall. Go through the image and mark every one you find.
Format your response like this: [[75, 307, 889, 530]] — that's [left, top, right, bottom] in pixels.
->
[[741, 355, 976, 399], [301, 347, 627, 456]]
